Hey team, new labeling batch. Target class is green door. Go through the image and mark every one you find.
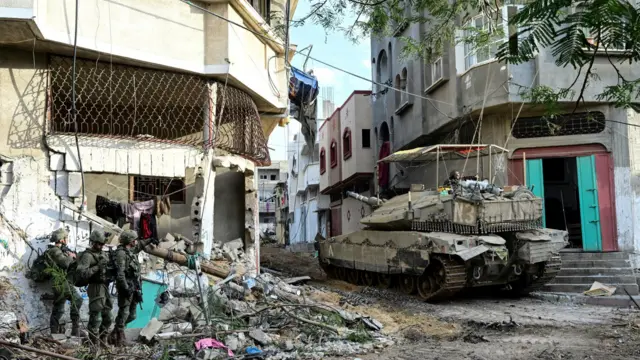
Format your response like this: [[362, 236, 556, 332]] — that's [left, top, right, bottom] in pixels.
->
[[526, 159, 546, 227], [126, 280, 168, 329], [576, 155, 602, 251]]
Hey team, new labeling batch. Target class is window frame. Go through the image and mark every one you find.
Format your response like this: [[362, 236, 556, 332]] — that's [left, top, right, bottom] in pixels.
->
[[361, 129, 371, 148], [330, 140, 338, 168], [431, 57, 443, 84], [132, 176, 187, 204], [343, 127, 353, 160], [463, 10, 507, 70], [320, 147, 327, 174]]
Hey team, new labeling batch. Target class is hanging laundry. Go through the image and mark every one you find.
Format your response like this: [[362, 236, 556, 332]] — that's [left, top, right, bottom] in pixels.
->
[[288, 67, 318, 107], [140, 212, 158, 240], [96, 195, 124, 223], [156, 196, 171, 216], [378, 141, 391, 189], [122, 199, 155, 232]]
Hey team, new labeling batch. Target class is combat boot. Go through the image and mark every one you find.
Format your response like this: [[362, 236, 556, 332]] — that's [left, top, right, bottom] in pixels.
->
[[100, 332, 110, 347], [119, 329, 129, 346]]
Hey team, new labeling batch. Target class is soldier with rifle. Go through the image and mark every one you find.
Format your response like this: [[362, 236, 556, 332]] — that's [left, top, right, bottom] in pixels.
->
[[75, 230, 112, 346], [110, 230, 149, 346], [46, 228, 83, 336]]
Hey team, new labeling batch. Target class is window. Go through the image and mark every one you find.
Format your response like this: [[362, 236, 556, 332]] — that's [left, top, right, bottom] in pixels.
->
[[133, 176, 186, 204], [343, 128, 352, 160], [512, 112, 606, 139], [463, 12, 506, 69], [362, 129, 371, 148], [270, 174, 277, 180], [330, 140, 338, 168], [431, 57, 443, 83], [260, 174, 267, 180], [320, 148, 326, 174]]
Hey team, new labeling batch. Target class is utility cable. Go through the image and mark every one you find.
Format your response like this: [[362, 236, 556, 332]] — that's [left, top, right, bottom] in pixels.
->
[[71, 0, 86, 212], [178, 0, 456, 117]]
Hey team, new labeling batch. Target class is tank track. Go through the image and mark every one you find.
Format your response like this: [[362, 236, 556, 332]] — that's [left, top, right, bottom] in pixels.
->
[[423, 256, 467, 301], [518, 254, 562, 294]]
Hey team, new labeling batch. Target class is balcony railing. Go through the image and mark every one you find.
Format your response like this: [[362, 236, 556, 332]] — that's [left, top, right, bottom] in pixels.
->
[[259, 201, 276, 213]]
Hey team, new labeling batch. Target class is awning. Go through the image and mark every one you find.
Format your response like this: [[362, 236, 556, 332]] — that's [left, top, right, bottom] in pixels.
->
[[378, 144, 509, 163]]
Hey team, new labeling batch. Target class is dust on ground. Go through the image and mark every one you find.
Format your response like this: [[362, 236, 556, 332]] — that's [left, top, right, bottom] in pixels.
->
[[261, 246, 640, 360], [260, 244, 326, 280]]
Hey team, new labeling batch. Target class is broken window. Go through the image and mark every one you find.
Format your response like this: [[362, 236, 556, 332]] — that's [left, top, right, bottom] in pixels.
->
[[320, 147, 326, 174], [362, 129, 371, 148], [132, 176, 186, 204]]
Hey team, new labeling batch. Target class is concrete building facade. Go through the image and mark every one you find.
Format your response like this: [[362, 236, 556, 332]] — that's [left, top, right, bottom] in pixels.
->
[[257, 161, 288, 234], [370, 5, 640, 292], [287, 130, 328, 251], [319, 91, 375, 237], [0, 0, 296, 327]]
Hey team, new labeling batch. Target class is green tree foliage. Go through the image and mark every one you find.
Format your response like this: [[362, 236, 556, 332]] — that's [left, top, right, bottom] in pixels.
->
[[286, 0, 640, 109]]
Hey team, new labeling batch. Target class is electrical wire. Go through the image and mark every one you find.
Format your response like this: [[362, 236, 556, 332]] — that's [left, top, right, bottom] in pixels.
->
[[71, 0, 86, 211], [178, 0, 456, 118]]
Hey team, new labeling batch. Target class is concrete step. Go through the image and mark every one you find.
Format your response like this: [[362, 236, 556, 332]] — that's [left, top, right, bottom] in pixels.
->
[[551, 275, 637, 285], [562, 259, 631, 268], [560, 252, 629, 261], [542, 283, 640, 295], [558, 267, 635, 276]]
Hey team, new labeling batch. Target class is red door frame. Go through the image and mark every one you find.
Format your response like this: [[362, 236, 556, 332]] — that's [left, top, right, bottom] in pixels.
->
[[509, 144, 618, 252]]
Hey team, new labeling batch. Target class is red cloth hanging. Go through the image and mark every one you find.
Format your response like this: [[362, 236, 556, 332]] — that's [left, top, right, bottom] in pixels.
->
[[378, 141, 391, 188]]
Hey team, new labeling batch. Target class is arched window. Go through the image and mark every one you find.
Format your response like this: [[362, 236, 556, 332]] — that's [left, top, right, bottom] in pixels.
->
[[330, 140, 338, 168], [343, 127, 352, 160], [376, 50, 388, 92], [319, 148, 326, 174]]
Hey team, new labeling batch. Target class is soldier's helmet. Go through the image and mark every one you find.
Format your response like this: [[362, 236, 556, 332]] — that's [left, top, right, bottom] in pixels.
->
[[51, 228, 69, 243], [89, 230, 106, 244], [119, 230, 138, 245]]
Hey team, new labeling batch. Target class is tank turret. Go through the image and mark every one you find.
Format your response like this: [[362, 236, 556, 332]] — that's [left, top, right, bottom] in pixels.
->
[[345, 191, 386, 208]]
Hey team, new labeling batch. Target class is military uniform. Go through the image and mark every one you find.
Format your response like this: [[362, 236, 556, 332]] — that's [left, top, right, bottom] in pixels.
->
[[46, 228, 83, 336], [112, 230, 146, 346], [75, 230, 112, 344]]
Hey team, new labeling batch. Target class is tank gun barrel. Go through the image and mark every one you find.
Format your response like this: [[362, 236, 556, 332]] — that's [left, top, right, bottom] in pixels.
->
[[346, 191, 385, 207]]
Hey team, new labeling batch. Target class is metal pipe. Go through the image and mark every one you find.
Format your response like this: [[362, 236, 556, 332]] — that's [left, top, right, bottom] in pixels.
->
[[523, 152, 527, 187]]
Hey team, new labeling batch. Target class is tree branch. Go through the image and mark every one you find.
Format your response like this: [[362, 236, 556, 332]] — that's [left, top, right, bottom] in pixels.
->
[[574, 28, 601, 112]]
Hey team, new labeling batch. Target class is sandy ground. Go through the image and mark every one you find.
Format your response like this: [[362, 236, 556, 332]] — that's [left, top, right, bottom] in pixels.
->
[[261, 245, 640, 360]]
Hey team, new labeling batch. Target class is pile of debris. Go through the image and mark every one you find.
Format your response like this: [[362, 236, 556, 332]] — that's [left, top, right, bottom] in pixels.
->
[[140, 272, 392, 359]]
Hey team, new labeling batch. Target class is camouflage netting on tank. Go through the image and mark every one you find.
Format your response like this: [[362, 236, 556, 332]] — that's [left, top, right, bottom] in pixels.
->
[[213, 84, 271, 166]]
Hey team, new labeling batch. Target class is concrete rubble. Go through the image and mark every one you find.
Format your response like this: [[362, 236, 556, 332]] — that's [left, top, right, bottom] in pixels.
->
[[0, 258, 392, 360]]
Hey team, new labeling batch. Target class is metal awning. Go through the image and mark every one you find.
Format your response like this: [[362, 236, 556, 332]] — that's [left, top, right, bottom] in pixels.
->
[[378, 144, 509, 163]]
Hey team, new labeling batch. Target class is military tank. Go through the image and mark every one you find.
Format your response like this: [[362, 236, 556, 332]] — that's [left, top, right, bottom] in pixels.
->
[[317, 144, 568, 301]]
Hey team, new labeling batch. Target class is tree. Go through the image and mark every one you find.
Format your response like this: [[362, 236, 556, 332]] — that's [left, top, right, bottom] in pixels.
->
[[285, 0, 640, 111]]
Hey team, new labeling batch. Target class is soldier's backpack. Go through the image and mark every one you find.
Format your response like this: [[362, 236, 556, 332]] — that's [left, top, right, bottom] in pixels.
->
[[69, 248, 117, 287], [26, 250, 53, 283]]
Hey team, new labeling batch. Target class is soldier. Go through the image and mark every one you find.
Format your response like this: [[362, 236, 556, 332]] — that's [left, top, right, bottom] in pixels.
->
[[443, 170, 461, 187], [46, 228, 83, 336], [75, 230, 112, 345], [111, 230, 146, 346]]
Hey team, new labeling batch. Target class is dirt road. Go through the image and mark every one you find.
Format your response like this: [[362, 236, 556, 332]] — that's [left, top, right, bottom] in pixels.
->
[[261, 245, 640, 360]]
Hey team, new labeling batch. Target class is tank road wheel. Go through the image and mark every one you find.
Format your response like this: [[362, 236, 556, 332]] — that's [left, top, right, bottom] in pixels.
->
[[417, 275, 437, 300], [346, 269, 361, 284], [399, 275, 417, 295], [362, 272, 377, 287], [377, 273, 394, 289], [320, 263, 336, 279]]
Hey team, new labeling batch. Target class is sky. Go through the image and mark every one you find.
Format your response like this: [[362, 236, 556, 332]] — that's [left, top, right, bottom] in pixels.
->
[[268, 0, 372, 161]]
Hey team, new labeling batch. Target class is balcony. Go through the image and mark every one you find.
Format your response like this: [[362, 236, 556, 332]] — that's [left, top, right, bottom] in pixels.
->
[[259, 201, 276, 213], [304, 163, 320, 188], [0, 0, 290, 112]]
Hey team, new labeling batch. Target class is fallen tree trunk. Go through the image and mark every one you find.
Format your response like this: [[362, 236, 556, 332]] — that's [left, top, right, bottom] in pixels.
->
[[143, 245, 245, 280]]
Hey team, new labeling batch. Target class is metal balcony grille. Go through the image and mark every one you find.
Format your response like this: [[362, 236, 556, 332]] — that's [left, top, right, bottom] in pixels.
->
[[512, 112, 606, 139], [214, 85, 271, 166], [48, 56, 209, 146]]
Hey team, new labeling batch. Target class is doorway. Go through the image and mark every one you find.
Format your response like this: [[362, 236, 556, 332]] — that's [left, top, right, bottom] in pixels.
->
[[526, 154, 603, 251], [541, 158, 582, 248]]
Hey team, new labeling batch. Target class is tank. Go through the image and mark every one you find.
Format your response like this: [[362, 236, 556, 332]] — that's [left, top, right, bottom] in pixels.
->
[[316, 144, 569, 301]]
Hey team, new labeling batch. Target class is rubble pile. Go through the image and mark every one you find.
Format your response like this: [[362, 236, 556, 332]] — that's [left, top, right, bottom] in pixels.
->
[[140, 272, 393, 359]]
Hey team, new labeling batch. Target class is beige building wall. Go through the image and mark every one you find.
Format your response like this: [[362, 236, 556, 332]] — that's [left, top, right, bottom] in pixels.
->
[[340, 92, 374, 180]]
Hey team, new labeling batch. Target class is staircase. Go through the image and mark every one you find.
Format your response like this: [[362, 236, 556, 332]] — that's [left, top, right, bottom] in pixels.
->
[[542, 252, 639, 295]]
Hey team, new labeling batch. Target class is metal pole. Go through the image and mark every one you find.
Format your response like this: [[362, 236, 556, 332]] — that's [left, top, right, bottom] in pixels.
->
[[436, 146, 440, 193], [194, 258, 211, 327], [523, 152, 527, 187], [488, 146, 492, 182]]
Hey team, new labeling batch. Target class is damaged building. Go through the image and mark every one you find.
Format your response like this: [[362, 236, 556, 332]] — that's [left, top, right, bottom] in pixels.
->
[[0, 0, 297, 328]]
